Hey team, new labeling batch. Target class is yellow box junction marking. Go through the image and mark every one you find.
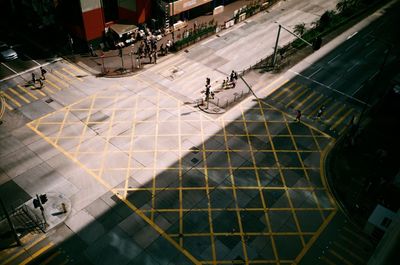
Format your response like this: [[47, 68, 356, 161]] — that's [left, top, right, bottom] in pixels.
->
[[26, 86, 337, 265]]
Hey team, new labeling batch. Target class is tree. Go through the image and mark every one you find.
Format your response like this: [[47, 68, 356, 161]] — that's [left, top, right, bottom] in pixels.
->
[[319, 10, 336, 29], [336, 0, 360, 15], [293, 23, 306, 36]]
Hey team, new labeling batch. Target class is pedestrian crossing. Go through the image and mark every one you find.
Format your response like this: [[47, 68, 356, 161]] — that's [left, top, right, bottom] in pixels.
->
[[264, 81, 360, 136], [0, 63, 88, 111], [317, 221, 375, 265]]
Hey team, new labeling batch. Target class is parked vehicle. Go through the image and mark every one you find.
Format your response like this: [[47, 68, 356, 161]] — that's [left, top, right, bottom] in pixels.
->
[[0, 42, 18, 61]]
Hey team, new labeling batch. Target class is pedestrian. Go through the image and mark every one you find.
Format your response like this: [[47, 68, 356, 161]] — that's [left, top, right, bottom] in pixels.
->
[[295, 110, 302, 122], [153, 51, 157, 64], [314, 105, 325, 120], [88, 44, 96, 57], [38, 78, 43, 89], [230, 70, 235, 82], [234, 70, 238, 80], [31, 72, 36, 84], [148, 52, 152, 64], [40, 67, 47, 80]]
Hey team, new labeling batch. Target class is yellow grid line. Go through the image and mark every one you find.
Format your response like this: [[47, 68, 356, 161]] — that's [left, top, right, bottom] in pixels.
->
[[133, 207, 335, 213], [200, 110, 217, 263], [123, 96, 138, 199], [221, 118, 249, 264], [20, 242, 54, 265], [178, 96, 184, 247], [151, 91, 160, 221], [283, 113, 326, 222]]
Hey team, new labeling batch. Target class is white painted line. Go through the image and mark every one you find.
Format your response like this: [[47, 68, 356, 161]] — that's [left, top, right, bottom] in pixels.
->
[[346, 62, 358, 72], [328, 54, 341, 64], [345, 41, 359, 52], [347, 31, 358, 40], [364, 39, 375, 47], [309, 67, 322, 78], [1, 62, 18, 75], [328, 76, 341, 87], [289, 69, 369, 106], [365, 48, 377, 58], [23, 54, 41, 66], [368, 70, 379, 81], [352, 84, 365, 96], [0, 57, 62, 83]]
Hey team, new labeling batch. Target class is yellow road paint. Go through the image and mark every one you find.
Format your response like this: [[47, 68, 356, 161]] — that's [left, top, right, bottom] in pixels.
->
[[320, 256, 336, 265], [29, 85, 47, 96], [271, 82, 296, 100], [301, 94, 324, 113], [62, 68, 83, 82], [48, 73, 68, 86], [20, 242, 54, 265], [294, 91, 317, 110], [45, 79, 62, 91], [68, 63, 87, 75], [342, 226, 372, 246], [0, 235, 46, 265], [8, 87, 30, 103], [330, 108, 354, 130], [41, 250, 61, 265], [263, 76, 286, 92], [329, 249, 354, 265], [54, 70, 72, 82], [327, 104, 346, 123], [333, 242, 366, 264], [17, 85, 38, 100], [2, 91, 21, 107], [285, 86, 307, 108]]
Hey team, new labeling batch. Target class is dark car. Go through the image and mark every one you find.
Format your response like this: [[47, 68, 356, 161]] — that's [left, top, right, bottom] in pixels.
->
[[0, 41, 18, 61]]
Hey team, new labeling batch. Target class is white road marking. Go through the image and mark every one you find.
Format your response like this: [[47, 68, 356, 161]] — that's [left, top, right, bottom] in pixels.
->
[[347, 31, 358, 40], [365, 48, 377, 58], [1, 62, 18, 74], [309, 67, 322, 77], [353, 84, 365, 96], [345, 41, 359, 52], [368, 70, 379, 81], [289, 69, 369, 106], [328, 54, 341, 64], [23, 54, 41, 66], [346, 62, 359, 72], [328, 76, 342, 87]]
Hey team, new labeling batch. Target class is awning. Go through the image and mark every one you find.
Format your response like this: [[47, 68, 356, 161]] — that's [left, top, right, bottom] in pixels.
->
[[109, 24, 138, 38]]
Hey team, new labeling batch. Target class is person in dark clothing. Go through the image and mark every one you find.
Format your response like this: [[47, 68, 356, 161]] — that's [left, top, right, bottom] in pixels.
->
[[295, 110, 302, 122], [40, 67, 47, 80]]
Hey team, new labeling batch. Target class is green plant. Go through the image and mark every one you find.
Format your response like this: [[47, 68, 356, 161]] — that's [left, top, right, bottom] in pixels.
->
[[293, 23, 306, 36]]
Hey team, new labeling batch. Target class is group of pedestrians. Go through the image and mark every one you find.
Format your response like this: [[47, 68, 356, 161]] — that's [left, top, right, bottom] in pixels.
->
[[294, 105, 325, 123], [31, 67, 47, 89], [222, 70, 238, 89]]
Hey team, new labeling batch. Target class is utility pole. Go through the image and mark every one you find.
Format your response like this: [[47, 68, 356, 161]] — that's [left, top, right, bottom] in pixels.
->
[[272, 24, 281, 68], [0, 198, 21, 246]]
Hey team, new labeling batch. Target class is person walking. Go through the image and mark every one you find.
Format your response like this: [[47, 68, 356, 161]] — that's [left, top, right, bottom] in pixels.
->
[[31, 73, 36, 84], [295, 110, 302, 122], [40, 67, 47, 80], [88, 44, 96, 57], [38, 78, 43, 89], [314, 105, 325, 120]]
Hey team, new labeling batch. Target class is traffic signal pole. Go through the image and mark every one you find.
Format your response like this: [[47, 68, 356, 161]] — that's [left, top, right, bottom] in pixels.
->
[[272, 22, 313, 68]]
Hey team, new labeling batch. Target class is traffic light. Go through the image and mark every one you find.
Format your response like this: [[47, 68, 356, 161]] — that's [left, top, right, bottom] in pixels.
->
[[33, 198, 40, 208], [39, 194, 48, 204]]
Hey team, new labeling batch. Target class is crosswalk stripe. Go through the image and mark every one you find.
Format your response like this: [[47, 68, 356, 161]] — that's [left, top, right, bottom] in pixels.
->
[[308, 97, 333, 117], [271, 82, 296, 100], [293, 90, 316, 110], [327, 104, 347, 123], [331, 108, 354, 130], [20, 242, 54, 265], [54, 70, 72, 82], [329, 249, 354, 265], [320, 256, 336, 265], [3, 101, 13, 110], [17, 85, 38, 100], [333, 241, 367, 264], [62, 68, 83, 82], [48, 73, 68, 86], [302, 94, 324, 113], [285, 86, 307, 108], [2, 91, 21, 107], [29, 85, 46, 96], [45, 79, 62, 91], [342, 226, 373, 246], [42, 85, 56, 94], [8, 87, 30, 103], [67, 63, 87, 75]]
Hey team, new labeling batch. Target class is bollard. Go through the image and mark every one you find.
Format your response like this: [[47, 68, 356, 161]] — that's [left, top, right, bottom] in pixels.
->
[[217, 98, 220, 106], [225, 99, 229, 108], [234, 94, 237, 102]]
